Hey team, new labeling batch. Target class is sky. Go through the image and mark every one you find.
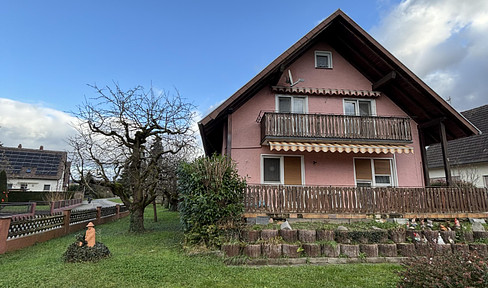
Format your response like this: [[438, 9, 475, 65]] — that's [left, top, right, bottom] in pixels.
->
[[1, 0, 487, 152]]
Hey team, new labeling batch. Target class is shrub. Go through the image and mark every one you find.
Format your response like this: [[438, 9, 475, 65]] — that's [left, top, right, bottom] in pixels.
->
[[398, 250, 488, 288], [178, 155, 247, 248]]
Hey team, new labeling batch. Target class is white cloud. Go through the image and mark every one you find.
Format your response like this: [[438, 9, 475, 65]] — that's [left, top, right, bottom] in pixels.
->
[[371, 0, 488, 111], [0, 98, 77, 151]]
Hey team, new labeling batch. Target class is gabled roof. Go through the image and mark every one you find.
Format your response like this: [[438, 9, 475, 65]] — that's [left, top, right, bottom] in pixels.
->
[[427, 104, 488, 168], [0, 146, 68, 180], [199, 9, 479, 155]]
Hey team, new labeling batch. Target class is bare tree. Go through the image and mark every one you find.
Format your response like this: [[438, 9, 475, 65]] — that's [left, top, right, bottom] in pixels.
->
[[69, 83, 196, 232]]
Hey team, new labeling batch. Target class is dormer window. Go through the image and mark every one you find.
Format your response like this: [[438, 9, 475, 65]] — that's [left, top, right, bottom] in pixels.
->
[[315, 51, 333, 69]]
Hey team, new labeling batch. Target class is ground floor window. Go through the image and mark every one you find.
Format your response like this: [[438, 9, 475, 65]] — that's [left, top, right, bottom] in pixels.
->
[[262, 155, 303, 185], [354, 158, 395, 187], [43, 184, 51, 191]]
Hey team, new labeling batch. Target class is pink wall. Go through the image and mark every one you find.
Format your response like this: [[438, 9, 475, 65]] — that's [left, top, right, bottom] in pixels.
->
[[229, 41, 424, 187]]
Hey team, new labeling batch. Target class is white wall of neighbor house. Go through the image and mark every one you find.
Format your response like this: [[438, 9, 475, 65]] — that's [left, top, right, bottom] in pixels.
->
[[7, 178, 65, 191], [429, 163, 488, 188]]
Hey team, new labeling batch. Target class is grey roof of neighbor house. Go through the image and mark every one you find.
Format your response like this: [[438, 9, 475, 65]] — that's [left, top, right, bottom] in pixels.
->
[[427, 104, 488, 168], [0, 146, 69, 180]]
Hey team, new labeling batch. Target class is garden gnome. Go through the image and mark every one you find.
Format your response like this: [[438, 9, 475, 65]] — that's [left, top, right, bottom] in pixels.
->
[[85, 222, 96, 247]]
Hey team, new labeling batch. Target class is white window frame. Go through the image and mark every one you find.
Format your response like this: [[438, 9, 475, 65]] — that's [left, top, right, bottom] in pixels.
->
[[353, 157, 396, 187], [315, 51, 333, 69], [343, 99, 376, 116], [275, 95, 308, 114], [261, 154, 305, 185]]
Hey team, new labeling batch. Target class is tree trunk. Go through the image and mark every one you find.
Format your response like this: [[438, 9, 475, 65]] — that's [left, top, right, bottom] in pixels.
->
[[129, 206, 145, 232]]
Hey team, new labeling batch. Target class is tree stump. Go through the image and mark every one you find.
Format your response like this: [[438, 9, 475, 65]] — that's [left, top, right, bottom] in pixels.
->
[[298, 230, 316, 243], [414, 243, 431, 256], [389, 229, 406, 243], [378, 244, 397, 257], [303, 243, 320, 257], [422, 230, 438, 243], [440, 231, 456, 243], [452, 243, 469, 254], [335, 231, 351, 244], [280, 230, 297, 243], [359, 244, 378, 257], [340, 244, 359, 258], [321, 243, 340, 257], [316, 230, 334, 241], [397, 243, 415, 257], [243, 244, 261, 258], [242, 230, 260, 243], [260, 229, 278, 241], [434, 244, 452, 255], [262, 244, 282, 258], [221, 244, 240, 257], [473, 231, 488, 240], [282, 244, 300, 258], [469, 243, 488, 256]]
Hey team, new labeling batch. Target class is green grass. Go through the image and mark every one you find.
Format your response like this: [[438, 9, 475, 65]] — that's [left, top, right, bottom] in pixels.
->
[[0, 207, 401, 288]]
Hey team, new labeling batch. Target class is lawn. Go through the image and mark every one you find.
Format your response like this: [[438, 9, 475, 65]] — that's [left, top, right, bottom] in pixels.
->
[[0, 206, 401, 288]]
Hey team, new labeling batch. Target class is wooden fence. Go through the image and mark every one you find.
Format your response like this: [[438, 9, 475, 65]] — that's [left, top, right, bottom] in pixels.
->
[[244, 185, 488, 215], [260, 113, 412, 142]]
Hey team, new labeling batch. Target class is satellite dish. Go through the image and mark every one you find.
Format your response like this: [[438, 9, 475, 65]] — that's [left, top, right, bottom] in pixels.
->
[[287, 70, 304, 87]]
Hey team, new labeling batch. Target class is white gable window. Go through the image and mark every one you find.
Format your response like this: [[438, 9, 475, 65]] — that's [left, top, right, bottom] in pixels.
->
[[344, 99, 376, 116], [315, 51, 333, 69], [277, 96, 307, 113]]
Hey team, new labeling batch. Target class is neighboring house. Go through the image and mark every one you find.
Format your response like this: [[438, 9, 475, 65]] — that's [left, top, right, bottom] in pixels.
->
[[0, 145, 70, 191], [199, 10, 478, 189], [427, 104, 488, 188]]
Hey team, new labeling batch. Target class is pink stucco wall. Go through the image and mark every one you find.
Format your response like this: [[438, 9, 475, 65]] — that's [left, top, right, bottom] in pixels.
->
[[229, 42, 424, 187]]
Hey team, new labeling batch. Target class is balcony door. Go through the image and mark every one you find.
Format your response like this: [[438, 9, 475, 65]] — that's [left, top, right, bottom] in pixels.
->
[[344, 99, 375, 138]]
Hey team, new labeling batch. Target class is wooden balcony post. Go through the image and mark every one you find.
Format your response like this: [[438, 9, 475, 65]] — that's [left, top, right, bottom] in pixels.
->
[[439, 121, 453, 186], [418, 127, 431, 187]]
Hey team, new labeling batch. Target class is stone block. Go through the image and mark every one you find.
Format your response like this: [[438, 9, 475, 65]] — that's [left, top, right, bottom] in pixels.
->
[[260, 229, 278, 241], [389, 229, 406, 243], [303, 243, 321, 257], [221, 244, 240, 257], [452, 243, 469, 254], [469, 243, 488, 256], [321, 243, 340, 257], [243, 244, 261, 258], [282, 244, 300, 258], [298, 230, 316, 243], [279, 229, 297, 243], [262, 244, 282, 258], [473, 231, 488, 240], [378, 244, 397, 257], [340, 244, 359, 258], [359, 244, 378, 257], [316, 230, 334, 241], [397, 243, 415, 257], [242, 230, 260, 243]]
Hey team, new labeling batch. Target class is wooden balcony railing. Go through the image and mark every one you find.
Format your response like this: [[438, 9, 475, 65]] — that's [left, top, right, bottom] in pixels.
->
[[244, 185, 488, 215], [260, 112, 412, 143]]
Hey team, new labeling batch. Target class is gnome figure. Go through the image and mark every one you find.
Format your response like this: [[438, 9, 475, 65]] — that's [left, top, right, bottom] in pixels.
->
[[85, 222, 96, 247]]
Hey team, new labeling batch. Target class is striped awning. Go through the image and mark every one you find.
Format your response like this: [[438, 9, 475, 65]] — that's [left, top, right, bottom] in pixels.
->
[[269, 141, 414, 154]]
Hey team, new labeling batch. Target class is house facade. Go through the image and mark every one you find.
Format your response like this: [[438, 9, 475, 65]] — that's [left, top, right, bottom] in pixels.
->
[[0, 145, 70, 192], [427, 104, 488, 188], [199, 10, 478, 189]]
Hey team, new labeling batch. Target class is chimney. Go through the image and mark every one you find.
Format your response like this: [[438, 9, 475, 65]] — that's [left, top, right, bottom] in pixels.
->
[[40, 146, 44, 151], [18, 144, 22, 149]]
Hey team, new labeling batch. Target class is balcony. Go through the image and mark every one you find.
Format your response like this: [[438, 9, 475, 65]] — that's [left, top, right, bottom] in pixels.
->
[[259, 112, 412, 144]]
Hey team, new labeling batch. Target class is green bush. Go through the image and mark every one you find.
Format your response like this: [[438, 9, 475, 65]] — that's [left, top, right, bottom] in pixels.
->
[[178, 155, 246, 248], [398, 251, 488, 288], [63, 234, 111, 263]]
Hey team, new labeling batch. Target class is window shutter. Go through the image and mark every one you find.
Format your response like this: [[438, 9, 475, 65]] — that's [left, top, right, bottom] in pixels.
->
[[355, 159, 372, 180]]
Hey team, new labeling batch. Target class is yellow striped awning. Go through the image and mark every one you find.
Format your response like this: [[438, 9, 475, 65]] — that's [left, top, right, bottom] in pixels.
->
[[269, 141, 414, 154]]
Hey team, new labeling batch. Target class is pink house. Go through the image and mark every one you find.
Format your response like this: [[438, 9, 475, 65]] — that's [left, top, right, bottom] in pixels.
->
[[199, 10, 478, 202]]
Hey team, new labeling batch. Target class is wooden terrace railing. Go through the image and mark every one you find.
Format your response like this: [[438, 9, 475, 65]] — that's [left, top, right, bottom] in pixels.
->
[[260, 112, 412, 143], [244, 185, 488, 215]]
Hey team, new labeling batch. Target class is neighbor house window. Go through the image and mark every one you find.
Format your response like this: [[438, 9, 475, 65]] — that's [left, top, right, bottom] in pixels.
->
[[43, 184, 51, 191], [277, 96, 307, 113], [20, 183, 28, 190], [354, 158, 394, 187], [344, 99, 375, 116], [484, 175, 488, 188], [315, 51, 333, 68], [7, 184, 12, 189], [262, 155, 303, 185]]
